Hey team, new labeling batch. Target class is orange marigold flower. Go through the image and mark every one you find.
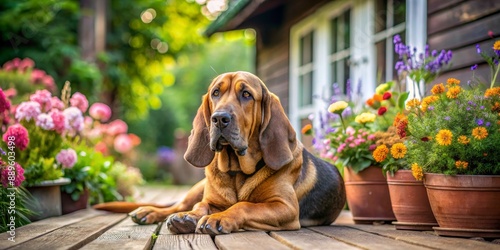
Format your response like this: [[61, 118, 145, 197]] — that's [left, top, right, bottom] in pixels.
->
[[390, 143, 407, 159], [492, 102, 500, 113], [457, 135, 470, 144], [301, 124, 312, 135], [446, 78, 460, 86], [455, 160, 469, 169], [373, 145, 389, 162], [485, 87, 500, 98], [436, 129, 453, 146], [374, 94, 383, 102], [421, 95, 439, 112], [406, 98, 421, 109], [494, 40, 500, 51], [411, 163, 423, 181], [472, 126, 488, 140], [446, 86, 461, 99], [431, 83, 445, 95], [366, 98, 375, 107], [393, 112, 407, 126]]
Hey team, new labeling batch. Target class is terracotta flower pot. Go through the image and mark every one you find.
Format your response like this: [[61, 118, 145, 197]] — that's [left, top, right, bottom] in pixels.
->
[[387, 170, 437, 230], [61, 188, 90, 214], [424, 173, 500, 238], [26, 178, 71, 221], [344, 166, 396, 224]]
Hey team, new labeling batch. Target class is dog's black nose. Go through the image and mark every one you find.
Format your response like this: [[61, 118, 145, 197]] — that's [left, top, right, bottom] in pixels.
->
[[211, 112, 231, 129]]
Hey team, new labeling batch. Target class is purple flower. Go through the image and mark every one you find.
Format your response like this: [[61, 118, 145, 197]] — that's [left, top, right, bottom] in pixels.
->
[[157, 146, 175, 164], [476, 119, 484, 126], [486, 122, 491, 127], [428, 106, 435, 111], [476, 44, 481, 54], [393, 34, 402, 44], [56, 148, 78, 168], [471, 64, 478, 71], [444, 116, 451, 121], [480, 105, 485, 110]]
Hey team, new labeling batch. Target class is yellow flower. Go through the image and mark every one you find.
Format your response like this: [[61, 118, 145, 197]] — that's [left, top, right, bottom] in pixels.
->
[[411, 163, 423, 181], [354, 112, 376, 124], [390, 143, 407, 159], [436, 129, 453, 146], [406, 98, 421, 109], [375, 83, 390, 94], [431, 83, 445, 95], [494, 40, 500, 51], [457, 135, 470, 145], [328, 101, 349, 114], [446, 78, 460, 86], [373, 145, 389, 162], [485, 87, 500, 98], [455, 160, 469, 169], [446, 86, 461, 99], [421, 95, 439, 112], [472, 126, 488, 140]]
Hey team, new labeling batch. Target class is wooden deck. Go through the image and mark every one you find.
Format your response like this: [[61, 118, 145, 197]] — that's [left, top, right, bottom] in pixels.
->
[[1, 186, 499, 250]]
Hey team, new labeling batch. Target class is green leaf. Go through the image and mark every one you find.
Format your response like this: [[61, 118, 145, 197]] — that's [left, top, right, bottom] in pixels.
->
[[398, 91, 410, 110]]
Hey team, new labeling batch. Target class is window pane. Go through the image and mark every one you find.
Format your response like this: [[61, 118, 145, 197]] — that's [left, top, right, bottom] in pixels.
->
[[344, 10, 351, 50], [330, 61, 341, 93], [299, 72, 313, 107], [393, 0, 406, 26], [376, 40, 386, 83], [330, 17, 338, 53], [300, 31, 314, 65], [374, 0, 387, 33]]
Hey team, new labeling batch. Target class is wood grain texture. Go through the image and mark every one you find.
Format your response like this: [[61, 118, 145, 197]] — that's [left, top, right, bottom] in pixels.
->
[[347, 224, 500, 250], [8, 213, 126, 250], [270, 228, 360, 249], [215, 231, 289, 250], [153, 234, 218, 250], [80, 216, 160, 250], [309, 225, 430, 250], [0, 208, 107, 249]]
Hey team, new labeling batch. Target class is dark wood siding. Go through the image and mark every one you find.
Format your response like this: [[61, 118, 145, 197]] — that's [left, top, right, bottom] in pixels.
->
[[427, 0, 500, 86]]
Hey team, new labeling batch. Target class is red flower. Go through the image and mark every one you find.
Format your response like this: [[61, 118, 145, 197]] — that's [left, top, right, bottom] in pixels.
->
[[2, 124, 30, 151], [382, 91, 392, 100], [378, 106, 388, 115]]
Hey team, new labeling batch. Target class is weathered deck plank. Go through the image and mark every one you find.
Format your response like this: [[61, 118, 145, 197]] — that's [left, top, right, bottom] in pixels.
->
[[347, 224, 500, 250], [80, 217, 159, 250], [8, 213, 126, 250], [0, 208, 108, 249], [154, 233, 218, 250], [309, 225, 431, 250], [215, 231, 289, 250], [270, 228, 361, 249]]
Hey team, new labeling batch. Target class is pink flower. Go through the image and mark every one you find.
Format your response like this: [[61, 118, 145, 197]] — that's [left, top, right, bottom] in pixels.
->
[[1, 163, 25, 188], [2, 58, 21, 71], [89, 103, 112, 122], [56, 149, 78, 168], [63, 107, 84, 133], [30, 69, 46, 83], [49, 109, 66, 134], [50, 96, 65, 110], [18, 58, 35, 72], [69, 92, 89, 113], [0, 88, 11, 113], [114, 134, 133, 153], [369, 144, 377, 151], [3, 124, 29, 151], [15, 101, 41, 122], [30, 89, 52, 112], [349, 143, 356, 148], [95, 141, 108, 155], [367, 134, 376, 141], [337, 143, 346, 153], [36, 113, 55, 130], [345, 127, 355, 135], [106, 119, 128, 136]]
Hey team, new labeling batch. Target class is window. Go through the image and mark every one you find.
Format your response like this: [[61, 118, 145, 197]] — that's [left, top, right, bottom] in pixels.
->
[[330, 10, 351, 95], [298, 31, 314, 107]]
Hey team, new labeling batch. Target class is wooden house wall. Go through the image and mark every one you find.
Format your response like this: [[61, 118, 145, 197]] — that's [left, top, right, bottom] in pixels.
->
[[427, 0, 500, 86]]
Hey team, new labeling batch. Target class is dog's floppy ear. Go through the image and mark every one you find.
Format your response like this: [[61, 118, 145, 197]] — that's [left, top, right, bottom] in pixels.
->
[[259, 87, 297, 170], [184, 94, 215, 167]]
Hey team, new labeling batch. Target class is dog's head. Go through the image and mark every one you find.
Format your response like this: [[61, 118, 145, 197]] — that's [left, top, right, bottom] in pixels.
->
[[184, 71, 297, 173]]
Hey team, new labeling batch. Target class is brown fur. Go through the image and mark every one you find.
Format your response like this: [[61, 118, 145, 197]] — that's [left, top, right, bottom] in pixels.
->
[[96, 72, 346, 235]]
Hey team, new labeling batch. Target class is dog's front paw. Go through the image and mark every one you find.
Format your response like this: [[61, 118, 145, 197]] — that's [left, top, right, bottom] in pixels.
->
[[196, 213, 239, 235], [129, 206, 164, 225], [166, 212, 199, 234]]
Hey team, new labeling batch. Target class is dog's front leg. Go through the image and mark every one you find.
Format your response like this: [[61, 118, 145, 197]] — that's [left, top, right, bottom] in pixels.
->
[[196, 200, 300, 235], [166, 201, 213, 234]]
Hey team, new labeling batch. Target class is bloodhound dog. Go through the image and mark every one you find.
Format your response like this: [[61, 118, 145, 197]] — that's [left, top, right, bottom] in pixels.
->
[[124, 71, 345, 234]]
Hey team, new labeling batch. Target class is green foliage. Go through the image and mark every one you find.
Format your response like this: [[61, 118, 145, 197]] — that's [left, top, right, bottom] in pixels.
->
[[0, 186, 36, 233]]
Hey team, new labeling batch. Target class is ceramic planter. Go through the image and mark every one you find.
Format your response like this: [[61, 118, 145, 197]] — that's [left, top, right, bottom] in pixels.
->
[[387, 170, 437, 230], [61, 188, 90, 214], [344, 166, 396, 224], [424, 173, 500, 238], [26, 178, 71, 221]]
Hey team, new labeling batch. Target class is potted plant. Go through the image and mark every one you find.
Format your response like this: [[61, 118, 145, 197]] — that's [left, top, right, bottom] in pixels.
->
[[404, 40, 500, 238]]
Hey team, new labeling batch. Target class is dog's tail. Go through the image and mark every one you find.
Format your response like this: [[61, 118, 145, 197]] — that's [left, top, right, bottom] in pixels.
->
[[92, 201, 176, 213]]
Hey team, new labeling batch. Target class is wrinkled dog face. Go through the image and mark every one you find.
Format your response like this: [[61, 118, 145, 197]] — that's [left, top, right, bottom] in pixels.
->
[[207, 72, 264, 156]]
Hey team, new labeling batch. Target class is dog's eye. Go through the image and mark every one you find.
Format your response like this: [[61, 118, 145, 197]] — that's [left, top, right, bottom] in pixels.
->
[[242, 91, 252, 99], [213, 89, 220, 97]]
